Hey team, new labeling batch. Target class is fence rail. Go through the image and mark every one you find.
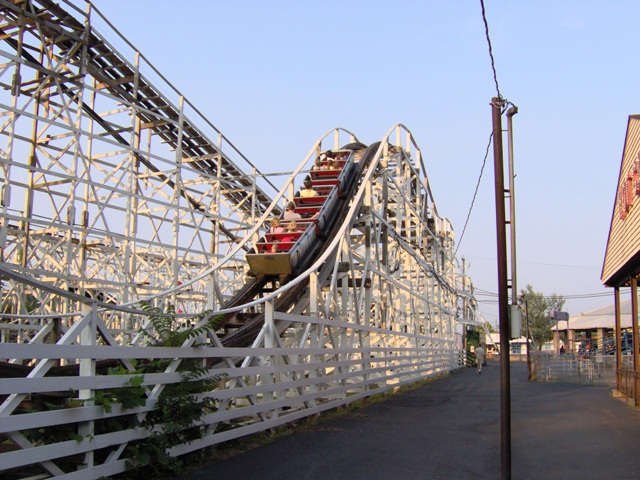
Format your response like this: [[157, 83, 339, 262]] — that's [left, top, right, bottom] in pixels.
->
[[617, 367, 640, 405], [0, 306, 466, 479], [529, 353, 624, 385]]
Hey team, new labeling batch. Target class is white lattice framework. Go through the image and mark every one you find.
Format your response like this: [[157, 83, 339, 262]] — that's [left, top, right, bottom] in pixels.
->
[[0, 0, 280, 344], [0, 1, 481, 479], [0, 124, 480, 479]]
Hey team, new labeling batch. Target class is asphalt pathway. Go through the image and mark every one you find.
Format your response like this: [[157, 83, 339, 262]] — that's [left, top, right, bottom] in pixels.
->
[[181, 360, 640, 480]]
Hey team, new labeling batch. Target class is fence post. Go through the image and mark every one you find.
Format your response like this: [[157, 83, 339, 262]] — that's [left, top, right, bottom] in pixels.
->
[[78, 302, 97, 471]]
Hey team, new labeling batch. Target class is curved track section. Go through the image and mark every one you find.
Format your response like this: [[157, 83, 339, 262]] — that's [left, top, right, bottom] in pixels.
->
[[0, 0, 278, 336], [0, 125, 480, 479], [216, 140, 373, 347], [203, 125, 476, 356], [0, 2, 481, 479]]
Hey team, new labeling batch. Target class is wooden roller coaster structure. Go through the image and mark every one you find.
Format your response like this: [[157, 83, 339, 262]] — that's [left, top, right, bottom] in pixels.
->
[[0, 1, 481, 478]]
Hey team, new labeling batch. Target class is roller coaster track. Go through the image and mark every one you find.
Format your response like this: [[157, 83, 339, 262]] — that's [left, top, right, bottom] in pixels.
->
[[0, 0, 283, 316], [217, 141, 373, 348], [0, 0, 276, 219], [205, 130, 472, 352], [0, 2, 481, 478]]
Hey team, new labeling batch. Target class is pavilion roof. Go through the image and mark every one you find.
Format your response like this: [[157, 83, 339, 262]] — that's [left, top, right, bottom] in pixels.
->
[[555, 300, 634, 331]]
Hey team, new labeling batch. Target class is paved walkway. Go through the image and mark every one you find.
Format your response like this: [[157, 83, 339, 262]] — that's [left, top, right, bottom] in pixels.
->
[[182, 361, 640, 480]]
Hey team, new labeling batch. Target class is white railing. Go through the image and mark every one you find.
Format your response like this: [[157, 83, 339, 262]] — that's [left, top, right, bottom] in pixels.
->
[[1, 304, 464, 479]]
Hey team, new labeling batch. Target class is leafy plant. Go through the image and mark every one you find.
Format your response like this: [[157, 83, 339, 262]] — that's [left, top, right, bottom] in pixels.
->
[[106, 304, 227, 477], [91, 367, 146, 414], [19, 397, 84, 446], [137, 302, 225, 347]]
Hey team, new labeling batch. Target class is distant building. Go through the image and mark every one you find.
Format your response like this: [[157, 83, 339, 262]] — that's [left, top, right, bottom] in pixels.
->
[[553, 301, 633, 354], [487, 333, 530, 355]]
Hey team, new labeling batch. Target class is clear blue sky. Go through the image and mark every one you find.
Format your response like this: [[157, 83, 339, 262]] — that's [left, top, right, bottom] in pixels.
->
[[91, 0, 639, 325]]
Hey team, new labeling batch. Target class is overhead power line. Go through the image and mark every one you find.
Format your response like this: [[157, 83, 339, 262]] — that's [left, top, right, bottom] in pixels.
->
[[558, 292, 614, 300], [475, 289, 614, 300], [480, 0, 502, 99], [453, 1, 511, 261], [453, 132, 492, 260]]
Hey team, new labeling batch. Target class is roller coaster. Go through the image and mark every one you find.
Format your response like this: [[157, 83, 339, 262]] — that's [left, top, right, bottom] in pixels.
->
[[0, 1, 481, 478]]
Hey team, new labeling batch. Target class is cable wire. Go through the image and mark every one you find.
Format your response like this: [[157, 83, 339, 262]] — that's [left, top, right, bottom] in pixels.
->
[[477, 289, 615, 300], [452, 2, 507, 263], [453, 132, 493, 260], [480, 0, 502, 100]]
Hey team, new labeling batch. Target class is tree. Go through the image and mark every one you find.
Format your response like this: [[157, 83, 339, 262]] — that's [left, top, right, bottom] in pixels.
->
[[483, 321, 496, 334], [520, 284, 566, 351]]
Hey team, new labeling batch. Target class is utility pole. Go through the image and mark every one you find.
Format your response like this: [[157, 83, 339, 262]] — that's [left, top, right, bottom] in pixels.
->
[[492, 96, 511, 480], [522, 296, 532, 380], [507, 105, 519, 311], [462, 257, 468, 352]]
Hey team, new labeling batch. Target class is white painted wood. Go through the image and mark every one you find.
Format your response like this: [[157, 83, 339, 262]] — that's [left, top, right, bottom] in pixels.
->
[[0, 5, 477, 479]]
